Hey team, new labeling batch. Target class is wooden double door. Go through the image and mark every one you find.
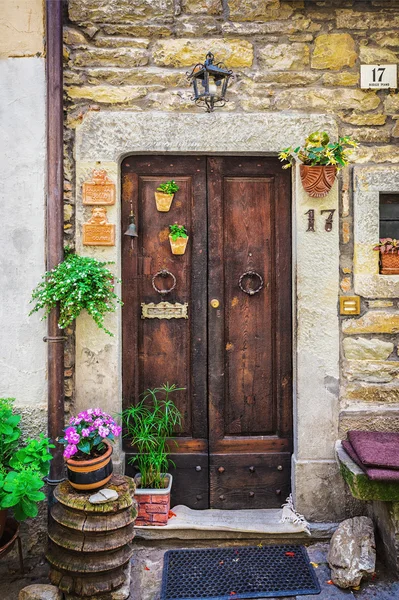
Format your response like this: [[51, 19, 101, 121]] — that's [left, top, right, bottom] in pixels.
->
[[122, 155, 292, 510]]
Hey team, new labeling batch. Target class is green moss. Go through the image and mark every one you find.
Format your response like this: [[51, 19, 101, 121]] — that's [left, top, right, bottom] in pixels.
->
[[340, 462, 399, 502]]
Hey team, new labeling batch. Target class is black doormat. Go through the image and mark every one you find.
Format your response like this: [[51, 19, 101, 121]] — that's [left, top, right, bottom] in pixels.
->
[[160, 545, 321, 600]]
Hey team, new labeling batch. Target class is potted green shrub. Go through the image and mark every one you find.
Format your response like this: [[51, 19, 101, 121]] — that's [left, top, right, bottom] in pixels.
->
[[169, 223, 189, 255], [122, 384, 182, 526], [155, 180, 179, 212], [374, 238, 399, 275], [0, 398, 54, 541], [279, 131, 358, 198], [29, 247, 122, 336]]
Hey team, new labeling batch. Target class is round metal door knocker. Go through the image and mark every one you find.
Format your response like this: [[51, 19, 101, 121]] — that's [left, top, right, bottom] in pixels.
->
[[152, 269, 177, 296], [238, 271, 264, 296]]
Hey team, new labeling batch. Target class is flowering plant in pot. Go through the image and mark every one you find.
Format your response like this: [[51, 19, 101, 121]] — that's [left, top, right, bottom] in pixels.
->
[[0, 398, 54, 541], [169, 223, 189, 255], [59, 409, 122, 492], [279, 131, 358, 198], [155, 180, 179, 212], [373, 238, 399, 275], [122, 384, 182, 526]]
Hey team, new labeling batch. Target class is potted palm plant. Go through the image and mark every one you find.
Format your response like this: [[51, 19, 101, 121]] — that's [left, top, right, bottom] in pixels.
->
[[169, 223, 189, 255], [279, 131, 358, 198], [58, 409, 122, 491], [155, 180, 179, 212], [374, 238, 399, 275], [122, 384, 182, 526], [0, 397, 54, 542]]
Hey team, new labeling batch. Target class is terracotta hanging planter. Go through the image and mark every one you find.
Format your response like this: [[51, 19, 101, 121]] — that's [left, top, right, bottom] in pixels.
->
[[380, 253, 399, 275], [300, 165, 337, 198], [66, 439, 113, 492], [169, 235, 188, 255], [134, 473, 172, 526], [155, 192, 174, 212]]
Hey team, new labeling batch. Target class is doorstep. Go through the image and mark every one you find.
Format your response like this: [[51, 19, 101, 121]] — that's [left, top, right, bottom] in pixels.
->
[[133, 504, 337, 541]]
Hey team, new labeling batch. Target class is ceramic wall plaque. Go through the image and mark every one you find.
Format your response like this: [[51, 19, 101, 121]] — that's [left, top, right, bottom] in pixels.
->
[[83, 169, 116, 205], [83, 207, 115, 246]]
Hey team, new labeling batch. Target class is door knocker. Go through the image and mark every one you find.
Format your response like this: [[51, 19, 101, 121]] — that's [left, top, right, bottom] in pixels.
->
[[238, 271, 264, 296], [152, 269, 177, 296]]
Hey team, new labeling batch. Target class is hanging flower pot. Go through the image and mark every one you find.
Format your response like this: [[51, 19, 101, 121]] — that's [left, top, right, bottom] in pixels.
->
[[155, 180, 180, 212], [169, 223, 188, 255], [300, 165, 337, 198], [374, 239, 399, 275]]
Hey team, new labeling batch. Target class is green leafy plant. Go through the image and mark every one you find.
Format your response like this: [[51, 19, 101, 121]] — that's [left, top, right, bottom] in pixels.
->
[[169, 223, 188, 241], [122, 384, 183, 489], [374, 238, 399, 254], [279, 131, 359, 170], [0, 398, 54, 522], [157, 180, 179, 195], [29, 247, 122, 336]]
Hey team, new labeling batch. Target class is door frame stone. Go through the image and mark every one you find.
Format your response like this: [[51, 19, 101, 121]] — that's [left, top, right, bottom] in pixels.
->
[[74, 111, 343, 521]]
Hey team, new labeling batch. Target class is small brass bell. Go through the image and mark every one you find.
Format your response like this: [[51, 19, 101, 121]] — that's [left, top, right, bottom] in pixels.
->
[[124, 212, 138, 237]]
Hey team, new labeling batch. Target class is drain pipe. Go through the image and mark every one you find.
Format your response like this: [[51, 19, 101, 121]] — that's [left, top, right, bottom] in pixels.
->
[[45, 0, 65, 485]]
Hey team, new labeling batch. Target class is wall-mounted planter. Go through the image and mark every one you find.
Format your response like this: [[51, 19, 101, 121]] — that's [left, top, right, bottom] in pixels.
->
[[155, 192, 174, 212], [380, 253, 399, 275], [300, 165, 337, 198], [66, 440, 113, 491], [169, 235, 188, 255], [134, 473, 172, 526]]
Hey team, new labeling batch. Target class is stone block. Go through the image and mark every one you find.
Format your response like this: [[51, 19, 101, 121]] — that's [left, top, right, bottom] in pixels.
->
[[359, 45, 398, 64], [182, 0, 222, 14], [63, 27, 87, 46], [245, 71, 321, 87], [368, 300, 394, 308], [344, 127, 391, 143], [222, 16, 314, 36], [340, 112, 387, 126], [86, 67, 187, 87], [343, 338, 394, 361], [343, 381, 399, 401], [339, 408, 399, 436], [68, 0, 175, 23], [228, 0, 293, 22], [311, 34, 357, 70], [258, 43, 309, 70], [67, 86, 147, 104], [175, 16, 222, 36], [19, 585, 63, 600], [152, 38, 253, 68], [92, 36, 150, 49], [323, 72, 359, 86], [370, 32, 399, 48], [101, 22, 173, 38], [336, 9, 399, 31], [342, 311, 399, 335], [71, 47, 148, 68], [276, 88, 380, 112], [385, 94, 399, 116]]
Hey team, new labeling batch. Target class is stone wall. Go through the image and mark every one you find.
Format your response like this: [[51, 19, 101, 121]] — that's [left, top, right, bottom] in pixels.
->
[[64, 0, 399, 520]]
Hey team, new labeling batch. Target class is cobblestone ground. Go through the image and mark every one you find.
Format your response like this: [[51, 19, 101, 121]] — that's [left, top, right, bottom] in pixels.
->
[[1, 543, 399, 599]]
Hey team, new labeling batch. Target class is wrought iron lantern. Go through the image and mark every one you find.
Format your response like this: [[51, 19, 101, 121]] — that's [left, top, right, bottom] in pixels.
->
[[187, 52, 233, 112]]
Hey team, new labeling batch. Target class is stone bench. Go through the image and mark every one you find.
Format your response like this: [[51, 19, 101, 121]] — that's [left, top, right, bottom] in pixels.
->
[[336, 440, 399, 575]]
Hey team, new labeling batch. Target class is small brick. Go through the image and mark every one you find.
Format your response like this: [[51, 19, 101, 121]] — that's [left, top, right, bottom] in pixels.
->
[[151, 513, 169, 524], [144, 503, 168, 514], [138, 506, 149, 518], [151, 494, 169, 504], [137, 495, 151, 504], [135, 518, 147, 526]]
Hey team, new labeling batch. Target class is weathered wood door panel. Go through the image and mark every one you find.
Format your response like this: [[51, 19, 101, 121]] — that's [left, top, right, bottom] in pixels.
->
[[208, 157, 292, 508], [122, 155, 292, 510]]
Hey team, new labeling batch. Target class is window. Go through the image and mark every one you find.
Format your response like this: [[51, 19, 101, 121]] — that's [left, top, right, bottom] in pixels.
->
[[380, 194, 399, 239]]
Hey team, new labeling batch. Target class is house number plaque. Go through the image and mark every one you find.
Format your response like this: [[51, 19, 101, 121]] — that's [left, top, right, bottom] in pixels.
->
[[83, 169, 116, 205], [141, 302, 188, 320], [83, 207, 115, 246]]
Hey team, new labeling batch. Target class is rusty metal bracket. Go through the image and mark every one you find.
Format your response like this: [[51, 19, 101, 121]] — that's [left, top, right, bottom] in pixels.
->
[[43, 336, 67, 343]]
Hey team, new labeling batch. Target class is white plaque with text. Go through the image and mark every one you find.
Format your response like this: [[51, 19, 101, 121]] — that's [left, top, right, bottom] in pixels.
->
[[360, 64, 397, 89]]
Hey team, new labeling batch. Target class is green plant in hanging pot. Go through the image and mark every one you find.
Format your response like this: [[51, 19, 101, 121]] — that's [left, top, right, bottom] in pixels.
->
[[155, 180, 179, 212], [169, 223, 189, 255], [29, 247, 122, 336], [373, 238, 399, 275], [122, 384, 183, 526], [279, 131, 359, 198], [0, 398, 54, 542]]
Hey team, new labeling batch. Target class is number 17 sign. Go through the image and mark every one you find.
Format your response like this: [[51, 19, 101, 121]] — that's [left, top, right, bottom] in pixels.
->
[[360, 64, 397, 89]]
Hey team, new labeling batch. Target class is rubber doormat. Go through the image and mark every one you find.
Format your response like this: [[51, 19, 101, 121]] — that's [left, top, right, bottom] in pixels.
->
[[160, 545, 321, 600]]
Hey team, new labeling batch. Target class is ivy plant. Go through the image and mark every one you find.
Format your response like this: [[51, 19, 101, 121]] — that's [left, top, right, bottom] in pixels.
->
[[0, 398, 54, 522], [169, 223, 188, 241], [29, 247, 122, 336], [157, 180, 179, 195], [279, 131, 359, 170]]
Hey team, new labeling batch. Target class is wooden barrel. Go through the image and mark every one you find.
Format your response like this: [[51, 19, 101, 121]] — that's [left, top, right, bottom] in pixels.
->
[[47, 475, 137, 599]]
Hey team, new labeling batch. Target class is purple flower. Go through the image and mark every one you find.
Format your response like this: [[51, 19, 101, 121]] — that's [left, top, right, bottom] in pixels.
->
[[81, 428, 90, 437], [93, 408, 103, 417], [93, 418, 103, 428], [65, 427, 80, 445], [64, 444, 78, 459], [111, 425, 122, 437], [98, 425, 110, 438]]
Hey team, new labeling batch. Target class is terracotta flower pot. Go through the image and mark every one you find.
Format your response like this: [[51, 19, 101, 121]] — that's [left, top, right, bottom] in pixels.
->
[[169, 235, 188, 255], [300, 165, 337, 198], [66, 440, 113, 492], [134, 473, 172, 526], [0, 510, 7, 541], [380, 252, 399, 275], [155, 192, 174, 212]]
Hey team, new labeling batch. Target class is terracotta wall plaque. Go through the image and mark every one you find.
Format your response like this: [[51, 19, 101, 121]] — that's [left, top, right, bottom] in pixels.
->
[[83, 207, 115, 246], [83, 169, 116, 205]]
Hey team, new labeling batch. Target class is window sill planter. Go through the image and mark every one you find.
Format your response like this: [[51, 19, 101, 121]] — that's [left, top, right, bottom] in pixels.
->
[[155, 192, 174, 212], [380, 253, 399, 275], [169, 235, 188, 255], [300, 165, 337, 198], [134, 473, 172, 526], [66, 440, 113, 492]]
